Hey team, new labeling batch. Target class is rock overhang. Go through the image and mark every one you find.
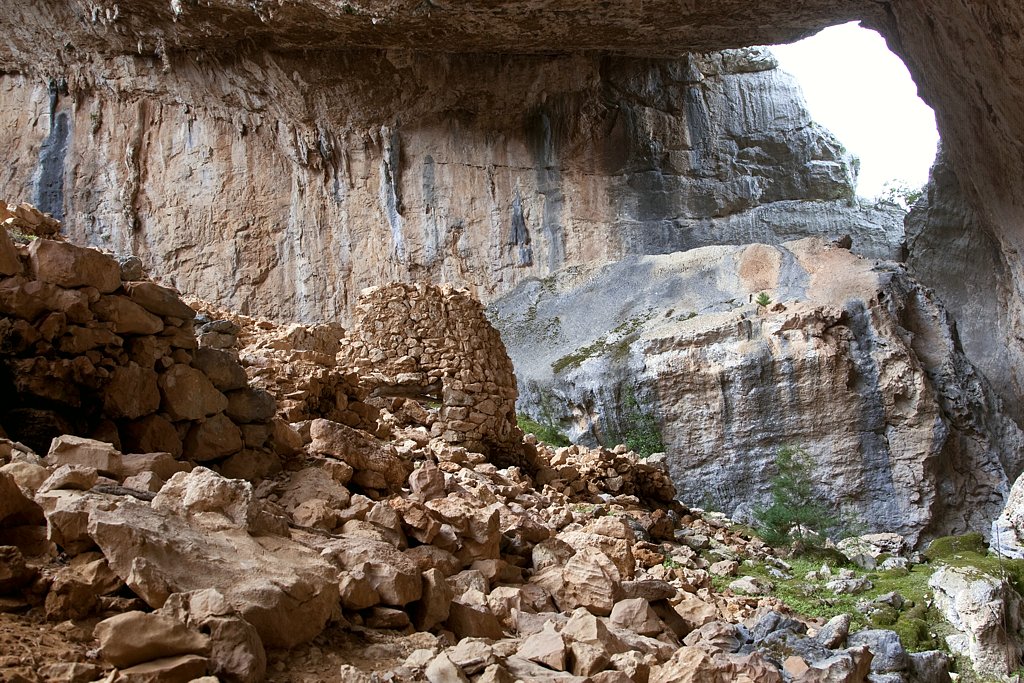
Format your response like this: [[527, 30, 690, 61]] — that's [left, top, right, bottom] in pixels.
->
[[0, 1, 874, 61]]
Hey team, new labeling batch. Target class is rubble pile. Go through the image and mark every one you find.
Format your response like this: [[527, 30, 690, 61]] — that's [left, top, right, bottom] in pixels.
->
[[0, 229, 290, 478], [533, 442, 677, 505], [238, 322, 380, 434], [0, 226, 953, 682], [0, 421, 951, 682]]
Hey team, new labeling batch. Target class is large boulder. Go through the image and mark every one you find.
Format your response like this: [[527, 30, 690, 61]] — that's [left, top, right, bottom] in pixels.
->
[[310, 418, 411, 492], [929, 566, 1024, 678], [27, 239, 121, 293], [87, 469, 339, 648]]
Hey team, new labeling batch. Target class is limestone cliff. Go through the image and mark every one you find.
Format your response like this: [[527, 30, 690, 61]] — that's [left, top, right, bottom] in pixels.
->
[[492, 238, 1024, 544], [0, 44, 901, 321], [906, 150, 1024, 428]]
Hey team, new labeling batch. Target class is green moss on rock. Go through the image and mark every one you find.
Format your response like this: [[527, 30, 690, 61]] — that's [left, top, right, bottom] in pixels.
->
[[923, 533, 988, 561]]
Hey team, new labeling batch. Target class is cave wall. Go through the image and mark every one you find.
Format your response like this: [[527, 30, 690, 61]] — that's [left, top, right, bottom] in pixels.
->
[[0, 47, 896, 322], [0, 0, 1022, 437]]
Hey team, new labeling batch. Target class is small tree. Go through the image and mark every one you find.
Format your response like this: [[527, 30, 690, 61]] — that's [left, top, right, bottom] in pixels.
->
[[877, 180, 924, 212], [755, 292, 772, 307], [755, 445, 841, 549]]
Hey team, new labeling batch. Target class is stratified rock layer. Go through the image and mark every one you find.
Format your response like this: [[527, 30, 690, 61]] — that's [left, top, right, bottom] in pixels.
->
[[0, 44, 900, 323], [494, 237, 1023, 544]]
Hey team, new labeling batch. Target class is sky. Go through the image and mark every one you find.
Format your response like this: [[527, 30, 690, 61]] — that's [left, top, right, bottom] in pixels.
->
[[770, 22, 940, 199]]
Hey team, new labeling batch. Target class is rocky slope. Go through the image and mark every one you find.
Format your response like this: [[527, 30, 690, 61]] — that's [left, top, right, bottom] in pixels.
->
[[0, 232, 968, 682], [493, 237, 1024, 545]]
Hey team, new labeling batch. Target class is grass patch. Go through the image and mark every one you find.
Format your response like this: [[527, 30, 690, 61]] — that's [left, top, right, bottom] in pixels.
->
[[551, 311, 653, 374], [713, 556, 945, 652], [517, 415, 570, 447]]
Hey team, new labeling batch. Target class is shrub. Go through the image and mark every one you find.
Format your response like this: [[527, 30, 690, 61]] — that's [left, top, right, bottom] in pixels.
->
[[755, 292, 772, 307], [754, 445, 841, 549]]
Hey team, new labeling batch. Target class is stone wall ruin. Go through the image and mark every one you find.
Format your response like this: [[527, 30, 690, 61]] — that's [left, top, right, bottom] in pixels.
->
[[0, 213, 290, 480], [340, 282, 521, 460]]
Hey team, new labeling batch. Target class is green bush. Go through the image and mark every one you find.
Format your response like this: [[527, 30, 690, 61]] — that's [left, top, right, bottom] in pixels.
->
[[754, 445, 841, 549], [755, 292, 772, 307]]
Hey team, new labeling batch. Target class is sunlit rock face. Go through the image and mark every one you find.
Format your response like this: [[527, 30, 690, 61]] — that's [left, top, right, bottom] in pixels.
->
[[493, 238, 1024, 545], [0, 44, 900, 322]]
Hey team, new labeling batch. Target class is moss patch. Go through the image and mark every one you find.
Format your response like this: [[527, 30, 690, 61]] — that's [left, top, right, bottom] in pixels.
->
[[517, 415, 570, 447], [711, 556, 944, 652], [923, 533, 988, 561]]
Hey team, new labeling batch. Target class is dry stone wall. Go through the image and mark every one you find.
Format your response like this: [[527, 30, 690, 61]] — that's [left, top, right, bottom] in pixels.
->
[[0, 219, 289, 478], [341, 283, 520, 459]]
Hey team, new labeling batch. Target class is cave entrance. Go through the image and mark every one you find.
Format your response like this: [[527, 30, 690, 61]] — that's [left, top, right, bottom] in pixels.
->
[[770, 21, 939, 205]]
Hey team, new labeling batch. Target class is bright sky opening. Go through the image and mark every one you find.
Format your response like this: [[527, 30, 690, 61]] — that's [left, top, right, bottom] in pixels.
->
[[770, 22, 940, 199]]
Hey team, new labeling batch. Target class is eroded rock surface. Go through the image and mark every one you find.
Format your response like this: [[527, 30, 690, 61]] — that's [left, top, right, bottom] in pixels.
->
[[0, 42, 901, 324], [495, 237, 1023, 543]]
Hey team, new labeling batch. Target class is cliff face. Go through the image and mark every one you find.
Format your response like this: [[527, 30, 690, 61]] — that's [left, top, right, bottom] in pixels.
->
[[906, 151, 1024, 428], [0, 45, 899, 321], [493, 238, 1023, 544]]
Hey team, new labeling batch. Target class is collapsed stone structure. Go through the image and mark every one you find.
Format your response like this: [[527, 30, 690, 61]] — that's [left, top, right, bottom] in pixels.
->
[[341, 282, 521, 460]]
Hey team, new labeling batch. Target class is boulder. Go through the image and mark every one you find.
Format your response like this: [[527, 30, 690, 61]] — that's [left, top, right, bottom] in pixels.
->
[[447, 591, 504, 640], [88, 471, 339, 648], [517, 625, 567, 671], [0, 471, 44, 526], [309, 418, 410, 492], [0, 545, 34, 593], [93, 295, 164, 334], [95, 610, 210, 668], [115, 655, 210, 683], [118, 451, 190, 481], [35, 489, 100, 554], [192, 348, 249, 392], [124, 281, 197, 320], [225, 388, 276, 424], [27, 239, 121, 293], [121, 415, 184, 458], [409, 460, 446, 502], [650, 646, 783, 683], [929, 565, 1023, 677], [0, 460, 49, 494], [562, 608, 627, 655], [790, 646, 873, 683], [157, 590, 267, 683], [814, 613, 851, 649], [609, 597, 664, 636], [339, 570, 380, 610], [415, 567, 453, 631], [425, 496, 501, 563], [558, 516, 635, 579], [44, 556, 121, 619], [159, 364, 228, 421], [183, 413, 244, 461], [320, 536, 422, 605], [532, 547, 621, 616], [103, 363, 161, 419], [46, 435, 122, 477]]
